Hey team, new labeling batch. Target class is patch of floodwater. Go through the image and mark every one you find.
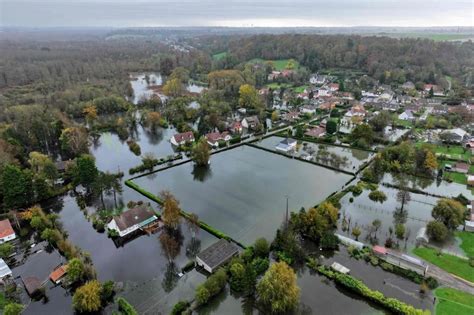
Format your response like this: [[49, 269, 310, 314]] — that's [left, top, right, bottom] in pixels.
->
[[130, 73, 163, 104]]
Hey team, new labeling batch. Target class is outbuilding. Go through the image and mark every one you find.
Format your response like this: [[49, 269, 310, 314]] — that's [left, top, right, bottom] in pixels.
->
[[196, 239, 239, 273], [0, 219, 16, 244]]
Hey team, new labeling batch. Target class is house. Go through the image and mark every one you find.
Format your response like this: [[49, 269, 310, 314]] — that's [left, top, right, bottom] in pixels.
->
[[398, 110, 415, 121], [0, 259, 12, 279], [275, 138, 297, 152], [241, 116, 260, 130], [229, 121, 243, 134], [401, 81, 415, 90], [54, 160, 72, 173], [107, 206, 159, 237], [205, 132, 231, 147], [328, 83, 339, 92], [171, 131, 195, 146], [22, 276, 42, 297], [300, 105, 317, 115], [196, 239, 239, 273], [283, 111, 300, 122], [0, 220, 16, 244], [319, 101, 336, 111], [305, 126, 326, 138], [309, 74, 327, 85], [372, 246, 428, 276], [453, 162, 469, 174], [441, 128, 468, 143], [317, 87, 330, 97], [345, 104, 366, 118], [50, 264, 68, 284]]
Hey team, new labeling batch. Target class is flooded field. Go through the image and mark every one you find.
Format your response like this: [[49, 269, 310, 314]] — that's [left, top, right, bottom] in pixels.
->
[[132, 145, 353, 245], [255, 136, 373, 172]]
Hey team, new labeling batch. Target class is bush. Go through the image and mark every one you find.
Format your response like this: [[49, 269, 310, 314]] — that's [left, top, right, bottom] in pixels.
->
[[251, 257, 270, 275], [126, 140, 141, 156], [426, 220, 448, 242], [73, 280, 103, 313], [117, 297, 138, 315], [350, 185, 363, 196], [171, 300, 189, 315], [368, 190, 387, 203], [380, 262, 393, 272], [320, 233, 339, 250], [101, 280, 115, 302], [0, 243, 14, 259], [254, 238, 270, 257], [194, 268, 227, 306]]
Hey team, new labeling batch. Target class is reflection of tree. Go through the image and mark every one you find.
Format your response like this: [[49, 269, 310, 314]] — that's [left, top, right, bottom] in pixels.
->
[[159, 227, 183, 263], [192, 165, 212, 182], [393, 207, 408, 225], [186, 213, 200, 239], [161, 261, 178, 293], [185, 238, 201, 259]]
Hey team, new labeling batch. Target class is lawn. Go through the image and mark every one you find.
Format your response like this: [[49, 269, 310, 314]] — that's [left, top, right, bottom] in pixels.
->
[[396, 119, 413, 128], [432, 145, 471, 161], [455, 231, 474, 258], [434, 288, 474, 315], [248, 58, 299, 71], [443, 171, 467, 185], [412, 247, 474, 283], [212, 51, 228, 60], [293, 85, 309, 93], [265, 82, 293, 89]]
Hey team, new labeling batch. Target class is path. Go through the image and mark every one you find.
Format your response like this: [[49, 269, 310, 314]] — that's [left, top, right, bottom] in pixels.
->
[[426, 263, 474, 294]]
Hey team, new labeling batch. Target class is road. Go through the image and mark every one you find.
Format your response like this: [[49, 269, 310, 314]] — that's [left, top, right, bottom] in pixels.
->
[[426, 263, 474, 294]]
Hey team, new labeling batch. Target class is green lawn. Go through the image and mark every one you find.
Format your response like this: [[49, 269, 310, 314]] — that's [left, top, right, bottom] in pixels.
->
[[293, 85, 309, 93], [434, 288, 474, 315], [212, 52, 228, 60], [412, 247, 474, 283], [455, 232, 474, 258], [265, 82, 293, 89], [248, 58, 299, 71], [396, 119, 413, 128], [443, 171, 467, 185], [386, 33, 474, 42], [434, 145, 471, 161]]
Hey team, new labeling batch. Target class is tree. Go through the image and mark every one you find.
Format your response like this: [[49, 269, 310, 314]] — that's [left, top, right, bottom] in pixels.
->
[[160, 191, 181, 229], [1, 164, 33, 208], [4, 303, 23, 315], [432, 198, 465, 230], [426, 220, 448, 242], [372, 219, 382, 237], [229, 261, 246, 292], [73, 154, 98, 189], [369, 110, 391, 132], [257, 262, 300, 313], [67, 258, 85, 283], [326, 120, 337, 134], [351, 124, 374, 147], [0, 243, 13, 259], [192, 138, 210, 166], [195, 285, 211, 305], [239, 84, 262, 110], [163, 78, 185, 98], [351, 225, 361, 241], [254, 238, 270, 258], [186, 213, 200, 239], [368, 190, 387, 203], [423, 150, 438, 172], [396, 186, 411, 212], [83, 105, 98, 124], [60, 127, 89, 157], [395, 224, 405, 243], [72, 280, 102, 313], [271, 110, 279, 121]]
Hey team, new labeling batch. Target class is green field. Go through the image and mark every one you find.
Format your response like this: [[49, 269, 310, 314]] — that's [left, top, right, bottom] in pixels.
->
[[293, 85, 309, 93], [455, 232, 474, 258], [434, 288, 474, 315], [416, 143, 472, 161], [248, 58, 300, 71], [396, 119, 414, 128], [265, 82, 293, 89], [413, 247, 474, 283], [212, 51, 228, 60]]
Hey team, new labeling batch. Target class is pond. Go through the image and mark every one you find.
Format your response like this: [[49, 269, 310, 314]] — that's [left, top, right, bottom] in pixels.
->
[[255, 136, 373, 172], [338, 185, 438, 250], [132, 145, 353, 245]]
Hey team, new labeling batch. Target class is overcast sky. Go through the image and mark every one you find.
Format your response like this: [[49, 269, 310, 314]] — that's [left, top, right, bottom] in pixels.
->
[[1, 0, 473, 27]]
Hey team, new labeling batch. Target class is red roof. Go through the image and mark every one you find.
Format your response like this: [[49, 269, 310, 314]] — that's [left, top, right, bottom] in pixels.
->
[[173, 131, 194, 143], [50, 265, 68, 283], [205, 132, 223, 144], [305, 126, 326, 138], [372, 245, 387, 255], [0, 220, 15, 239]]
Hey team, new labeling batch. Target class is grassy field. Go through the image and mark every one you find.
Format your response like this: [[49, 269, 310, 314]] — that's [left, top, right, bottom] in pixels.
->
[[265, 82, 293, 89], [434, 288, 474, 315], [248, 58, 299, 71], [412, 247, 474, 283], [293, 85, 309, 93], [212, 51, 228, 60], [443, 171, 467, 185], [455, 232, 474, 258], [396, 119, 413, 128]]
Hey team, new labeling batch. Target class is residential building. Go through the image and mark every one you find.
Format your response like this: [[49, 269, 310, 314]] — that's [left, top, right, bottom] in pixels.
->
[[441, 128, 468, 143], [0, 259, 12, 279], [229, 121, 243, 134], [275, 138, 297, 152], [241, 116, 260, 130], [401, 81, 415, 90], [107, 206, 159, 238], [309, 74, 327, 85], [305, 126, 326, 138], [22, 276, 42, 297], [50, 265, 68, 284], [300, 105, 317, 115], [398, 110, 415, 121], [196, 239, 239, 273], [283, 111, 300, 122], [453, 162, 469, 174], [205, 132, 231, 147], [0, 219, 16, 244], [171, 131, 195, 146], [328, 83, 340, 92]]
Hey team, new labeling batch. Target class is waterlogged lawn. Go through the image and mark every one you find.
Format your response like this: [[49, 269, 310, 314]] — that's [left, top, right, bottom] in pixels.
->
[[133, 145, 352, 245], [456, 231, 474, 257], [435, 288, 474, 315], [412, 247, 474, 283]]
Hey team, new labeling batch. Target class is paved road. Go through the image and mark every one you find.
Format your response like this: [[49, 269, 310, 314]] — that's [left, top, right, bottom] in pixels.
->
[[426, 263, 474, 294]]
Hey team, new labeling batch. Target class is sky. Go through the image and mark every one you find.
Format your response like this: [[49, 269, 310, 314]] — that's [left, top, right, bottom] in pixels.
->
[[1, 0, 473, 28]]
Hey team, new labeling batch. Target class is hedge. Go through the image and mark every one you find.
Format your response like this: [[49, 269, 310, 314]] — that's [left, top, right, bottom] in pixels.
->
[[314, 265, 429, 315], [117, 297, 138, 315], [129, 154, 183, 175]]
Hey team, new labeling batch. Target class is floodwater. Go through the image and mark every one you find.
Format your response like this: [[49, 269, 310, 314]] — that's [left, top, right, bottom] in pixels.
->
[[338, 185, 437, 249], [132, 145, 353, 245], [256, 136, 373, 172]]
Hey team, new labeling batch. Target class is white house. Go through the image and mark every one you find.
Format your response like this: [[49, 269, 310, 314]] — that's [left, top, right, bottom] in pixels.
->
[[0, 259, 12, 279], [398, 110, 415, 121], [241, 116, 260, 130], [300, 105, 317, 115], [171, 131, 195, 146], [275, 138, 297, 152], [107, 206, 158, 237], [0, 220, 16, 244], [441, 128, 468, 143]]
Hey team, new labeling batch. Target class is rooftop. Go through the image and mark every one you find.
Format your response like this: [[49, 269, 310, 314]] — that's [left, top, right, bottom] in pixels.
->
[[112, 206, 157, 231], [196, 239, 239, 270], [0, 219, 15, 239], [50, 264, 68, 283]]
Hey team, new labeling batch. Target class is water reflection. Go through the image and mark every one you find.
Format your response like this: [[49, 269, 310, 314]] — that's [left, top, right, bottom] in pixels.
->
[[192, 165, 213, 182]]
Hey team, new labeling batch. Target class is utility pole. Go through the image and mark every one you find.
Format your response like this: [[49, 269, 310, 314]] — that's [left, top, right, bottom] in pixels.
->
[[285, 195, 289, 230]]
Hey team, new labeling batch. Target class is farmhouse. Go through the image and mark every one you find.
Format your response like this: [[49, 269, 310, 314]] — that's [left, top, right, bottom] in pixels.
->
[[196, 239, 239, 273], [0, 219, 16, 244], [275, 138, 297, 152], [171, 131, 195, 146], [441, 128, 468, 143], [107, 206, 159, 238]]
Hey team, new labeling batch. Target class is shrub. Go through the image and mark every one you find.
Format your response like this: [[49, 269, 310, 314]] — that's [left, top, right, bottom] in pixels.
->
[[195, 285, 211, 306], [194, 268, 227, 306], [251, 257, 270, 275], [171, 300, 189, 315], [368, 190, 387, 203], [0, 243, 14, 259], [380, 262, 393, 272], [101, 280, 115, 302], [369, 256, 379, 266], [126, 140, 141, 156], [350, 185, 363, 196], [72, 280, 103, 313], [117, 297, 138, 315], [254, 238, 270, 257], [426, 220, 448, 242], [320, 233, 339, 250], [4, 303, 23, 315]]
